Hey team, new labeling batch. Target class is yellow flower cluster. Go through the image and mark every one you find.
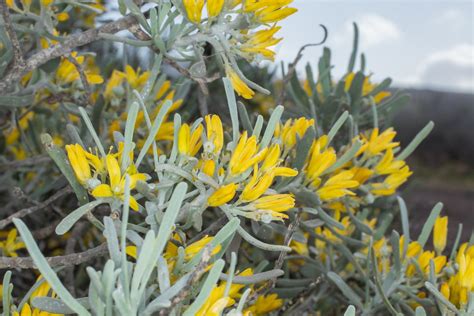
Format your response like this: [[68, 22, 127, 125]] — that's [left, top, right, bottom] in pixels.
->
[[176, 115, 297, 223], [66, 143, 147, 211], [181, 0, 297, 99]]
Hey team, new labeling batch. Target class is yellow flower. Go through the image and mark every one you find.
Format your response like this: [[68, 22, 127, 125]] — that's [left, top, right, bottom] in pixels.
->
[[200, 159, 216, 176], [56, 52, 103, 85], [91, 155, 147, 211], [184, 236, 221, 260], [399, 236, 422, 260], [244, 294, 283, 315], [304, 136, 336, 185], [226, 66, 255, 99], [275, 117, 314, 151], [0, 229, 25, 257], [178, 123, 203, 156], [208, 183, 238, 207], [196, 268, 253, 316], [229, 131, 267, 175], [66, 144, 92, 185], [440, 283, 450, 300], [207, 0, 224, 18], [361, 128, 399, 156], [104, 70, 126, 99], [12, 277, 64, 316], [344, 72, 391, 104], [374, 149, 406, 175], [40, 0, 54, 6], [260, 144, 298, 177], [407, 250, 446, 277], [317, 170, 359, 201], [155, 80, 171, 100], [371, 166, 412, 196], [205, 115, 224, 154], [6, 0, 15, 8], [124, 65, 149, 89], [241, 166, 275, 202], [351, 167, 374, 184], [433, 216, 448, 255], [126, 245, 137, 259], [56, 12, 69, 22], [244, 0, 297, 23], [241, 27, 282, 61], [251, 194, 295, 213], [183, 0, 204, 23]]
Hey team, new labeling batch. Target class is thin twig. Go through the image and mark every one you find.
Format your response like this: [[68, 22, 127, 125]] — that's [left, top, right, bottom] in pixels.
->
[[0, 12, 139, 93], [0, 0, 25, 68], [32, 220, 61, 239], [197, 85, 208, 116], [269, 213, 301, 287], [250, 212, 301, 301], [66, 54, 92, 105], [65, 222, 87, 295], [0, 155, 50, 171], [0, 186, 72, 229], [188, 216, 227, 244], [277, 25, 328, 105], [159, 245, 213, 315], [0, 243, 107, 269]]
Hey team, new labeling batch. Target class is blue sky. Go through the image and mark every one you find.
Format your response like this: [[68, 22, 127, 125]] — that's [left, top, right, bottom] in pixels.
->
[[275, 0, 474, 93]]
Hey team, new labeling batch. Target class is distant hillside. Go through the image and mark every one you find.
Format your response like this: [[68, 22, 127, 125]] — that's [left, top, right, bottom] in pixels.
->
[[392, 88, 474, 166]]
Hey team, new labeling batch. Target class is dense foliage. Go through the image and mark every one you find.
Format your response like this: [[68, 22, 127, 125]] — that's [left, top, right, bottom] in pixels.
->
[[0, 1, 473, 315]]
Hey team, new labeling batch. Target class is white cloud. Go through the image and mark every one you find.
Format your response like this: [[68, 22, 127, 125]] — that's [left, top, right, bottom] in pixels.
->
[[333, 14, 401, 48], [415, 44, 474, 92]]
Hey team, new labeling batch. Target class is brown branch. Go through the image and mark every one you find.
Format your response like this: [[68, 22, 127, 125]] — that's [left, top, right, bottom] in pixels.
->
[[0, 243, 107, 269], [0, 155, 51, 171], [0, 13, 139, 93], [0, 186, 72, 229], [277, 25, 328, 105], [0, 0, 25, 68]]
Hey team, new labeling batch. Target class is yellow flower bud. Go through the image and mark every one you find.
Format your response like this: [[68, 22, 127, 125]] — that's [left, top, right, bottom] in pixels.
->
[[208, 183, 238, 207], [207, 0, 224, 18], [440, 283, 450, 300], [433, 216, 448, 255]]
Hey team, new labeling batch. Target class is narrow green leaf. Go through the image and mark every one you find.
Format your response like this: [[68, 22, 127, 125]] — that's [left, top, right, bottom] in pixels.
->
[[56, 200, 104, 235], [327, 271, 363, 308], [2, 271, 12, 316], [327, 111, 349, 145], [135, 100, 173, 167], [344, 305, 356, 316], [397, 121, 434, 161], [260, 105, 284, 149], [14, 219, 90, 316], [237, 101, 253, 134], [323, 139, 362, 174], [79, 107, 106, 157], [417, 202, 443, 247], [424, 282, 458, 313], [223, 77, 239, 147], [347, 23, 359, 73], [121, 101, 139, 171], [41, 133, 89, 205]]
